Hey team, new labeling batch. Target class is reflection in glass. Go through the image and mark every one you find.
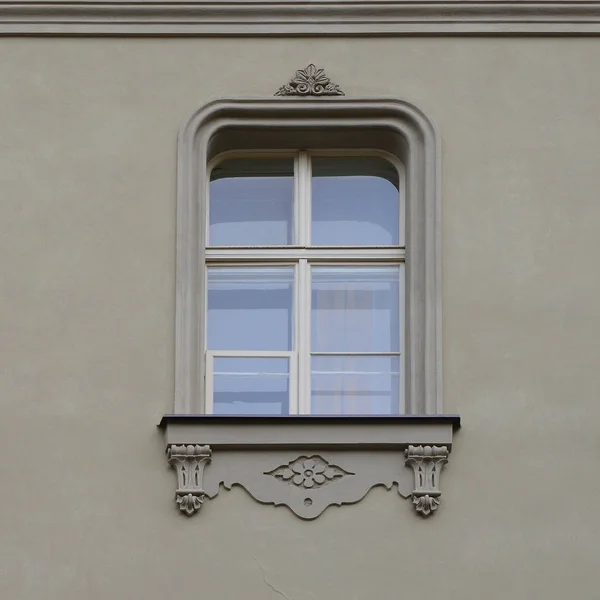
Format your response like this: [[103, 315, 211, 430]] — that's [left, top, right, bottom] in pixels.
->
[[311, 267, 401, 353], [209, 157, 294, 246], [311, 156, 400, 246], [213, 357, 290, 415], [311, 356, 400, 415], [207, 267, 294, 351]]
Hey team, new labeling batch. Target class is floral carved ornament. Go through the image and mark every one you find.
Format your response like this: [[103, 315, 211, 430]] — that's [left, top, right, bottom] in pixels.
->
[[275, 64, 344, 97], [265, 455, 352, 489]]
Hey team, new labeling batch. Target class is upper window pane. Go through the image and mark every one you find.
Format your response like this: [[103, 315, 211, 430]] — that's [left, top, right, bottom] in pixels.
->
[[209, 157, 294, 246], [311, 156, 400, 246]]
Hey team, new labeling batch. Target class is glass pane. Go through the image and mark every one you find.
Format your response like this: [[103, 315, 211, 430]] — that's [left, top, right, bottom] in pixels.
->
[[311, 267, 401, 353], [311, 356, 400, 415], [213, 357, 290, 415], [311, 156, 400, 246], [209, 157, 294, 246], [208, 267, 294, 351]]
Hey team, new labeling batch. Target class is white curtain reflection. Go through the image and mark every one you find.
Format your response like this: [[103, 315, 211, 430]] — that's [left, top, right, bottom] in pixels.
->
[[311, 266, 401, 414]]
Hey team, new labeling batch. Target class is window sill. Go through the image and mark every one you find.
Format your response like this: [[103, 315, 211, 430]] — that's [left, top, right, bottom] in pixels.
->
[[159, 414, 460, 519]]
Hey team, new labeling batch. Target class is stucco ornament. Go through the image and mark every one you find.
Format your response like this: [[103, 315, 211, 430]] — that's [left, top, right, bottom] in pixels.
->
[[167, 444, 212, 516], [265, 455, 352, 489], [162, 415, 458, 519], [165, 446, 451, 519], [275, 64, 344, 97], [405, 445, 449, 517]]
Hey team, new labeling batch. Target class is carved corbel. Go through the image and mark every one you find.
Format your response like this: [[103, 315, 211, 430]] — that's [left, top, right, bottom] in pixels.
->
[[167, 444, 212, 516], [405, 445, 448, 517]]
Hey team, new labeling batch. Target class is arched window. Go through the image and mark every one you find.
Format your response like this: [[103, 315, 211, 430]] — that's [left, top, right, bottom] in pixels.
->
[[161, 98, 459, 520], [205, 150, 404, 415], [174, 99, 442, 416]]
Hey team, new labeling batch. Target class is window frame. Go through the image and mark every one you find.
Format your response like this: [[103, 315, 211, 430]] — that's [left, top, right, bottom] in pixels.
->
[[174, 98, 442, 416], [204, 148, 406, 416], [205, 148, 405, 248]]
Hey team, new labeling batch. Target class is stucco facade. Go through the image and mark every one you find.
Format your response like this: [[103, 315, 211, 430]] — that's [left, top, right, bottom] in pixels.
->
[[1, 33, 600, 599]]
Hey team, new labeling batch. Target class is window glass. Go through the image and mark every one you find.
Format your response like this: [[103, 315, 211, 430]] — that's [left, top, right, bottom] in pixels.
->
[[204, 152, 405, 416], [311, 156, 400, 246], [207, 267, 294, 351], [311, 356, 400, 415], [213, 357, 290, 415], [311, 266, 401, 353], [209, 157, 294, 246]]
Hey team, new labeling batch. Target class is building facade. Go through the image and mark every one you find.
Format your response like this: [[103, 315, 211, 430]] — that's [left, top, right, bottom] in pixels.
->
[[1, 3, 599, 599]]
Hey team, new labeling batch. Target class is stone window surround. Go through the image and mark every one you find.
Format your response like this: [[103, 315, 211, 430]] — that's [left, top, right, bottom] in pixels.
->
[[162, 98, 460, 519]]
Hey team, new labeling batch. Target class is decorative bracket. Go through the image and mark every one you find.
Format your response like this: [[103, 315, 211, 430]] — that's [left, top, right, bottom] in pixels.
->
[[167, 444, 212, 516], [405, 445, 449, 517], [275, 64, 344, 97]]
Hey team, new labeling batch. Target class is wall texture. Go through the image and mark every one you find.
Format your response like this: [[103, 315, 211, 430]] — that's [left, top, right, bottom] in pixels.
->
[[1, 38, 599, 599]]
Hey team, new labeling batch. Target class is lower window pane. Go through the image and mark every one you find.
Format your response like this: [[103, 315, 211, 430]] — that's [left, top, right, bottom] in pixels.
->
[[311, 355, 400, 415], [213, 357, 290, 415], [207, 267, 294, 351]]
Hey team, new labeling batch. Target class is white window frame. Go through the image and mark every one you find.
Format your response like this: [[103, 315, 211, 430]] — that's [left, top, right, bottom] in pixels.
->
[[174, 98, 442, 416], [205, 350, 298, 414], [204, 149, 405, 415]]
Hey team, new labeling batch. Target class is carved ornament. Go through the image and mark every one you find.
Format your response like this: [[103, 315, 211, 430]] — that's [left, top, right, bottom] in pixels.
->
[[166, 447, 453, 520], [167, 444, 212, 516], [275, 64, 344, 97], [265, 455, 352, 489], [404, 445, 449, 517], [162, 415, 458, 520]]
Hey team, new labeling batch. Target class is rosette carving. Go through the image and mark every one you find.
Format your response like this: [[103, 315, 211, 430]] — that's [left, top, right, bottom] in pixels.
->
[[265, 455, 353, 489]]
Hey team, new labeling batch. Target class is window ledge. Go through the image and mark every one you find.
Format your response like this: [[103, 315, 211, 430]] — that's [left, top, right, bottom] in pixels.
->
[[159, 414, 460, 519]]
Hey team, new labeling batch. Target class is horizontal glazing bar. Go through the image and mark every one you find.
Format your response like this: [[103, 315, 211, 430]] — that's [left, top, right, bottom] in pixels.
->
[[311, 352, 402, 356], [206, 247, 405, 262], [214, 372, 290, 377], [312, 371, 401, 376], [208, 351, 294, 358]]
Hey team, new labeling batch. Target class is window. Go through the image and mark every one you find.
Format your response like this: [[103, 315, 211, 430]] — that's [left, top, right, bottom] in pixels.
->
[[204, 151, 405, 415], [173, 98, 443, 417], [162, 98, 458, 521]]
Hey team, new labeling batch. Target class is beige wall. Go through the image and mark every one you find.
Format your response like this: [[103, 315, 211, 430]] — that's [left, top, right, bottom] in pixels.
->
[[1, 38, 599, 599]]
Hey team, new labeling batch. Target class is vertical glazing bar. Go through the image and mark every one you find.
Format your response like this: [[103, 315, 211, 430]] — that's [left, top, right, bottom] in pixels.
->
[[293, 152, 300, 245], [297, 151, 311, 246], [297, 259, 311, 414]]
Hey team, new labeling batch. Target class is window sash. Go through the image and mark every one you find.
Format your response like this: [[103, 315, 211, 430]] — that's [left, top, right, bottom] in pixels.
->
[[206, 149, 405, 250], [205, 350, 298, 415], [204, 149, 405, 415], [204, 262, 404, 415]]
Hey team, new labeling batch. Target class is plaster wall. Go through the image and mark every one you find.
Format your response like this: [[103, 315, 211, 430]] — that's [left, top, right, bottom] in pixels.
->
[[0, 38, 599, 599]]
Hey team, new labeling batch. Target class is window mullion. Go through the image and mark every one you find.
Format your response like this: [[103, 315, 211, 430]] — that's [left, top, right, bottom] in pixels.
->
[[297, 258, 311, 414], [297, 151, 311, 246], [296, 151, 311, 414]]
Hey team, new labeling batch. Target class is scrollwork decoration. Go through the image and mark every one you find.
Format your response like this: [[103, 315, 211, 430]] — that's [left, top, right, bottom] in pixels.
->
[[275, 64, 344, 97]]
